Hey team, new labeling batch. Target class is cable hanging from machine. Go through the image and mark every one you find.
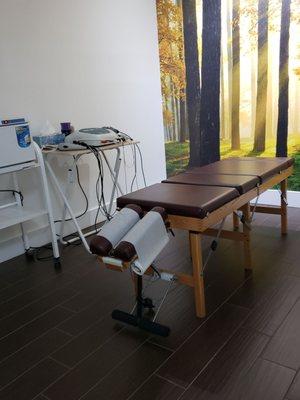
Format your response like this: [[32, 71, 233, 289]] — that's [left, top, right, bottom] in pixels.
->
[[202, 216, 227, 273], [54, 156, 89, 224], [105, 126, 147, 187], [73, 141, 111, 230], [0, 190, 24, 205]]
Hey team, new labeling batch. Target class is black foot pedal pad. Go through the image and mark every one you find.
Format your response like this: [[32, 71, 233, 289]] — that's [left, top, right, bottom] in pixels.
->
[[112, 309, 170, 337]]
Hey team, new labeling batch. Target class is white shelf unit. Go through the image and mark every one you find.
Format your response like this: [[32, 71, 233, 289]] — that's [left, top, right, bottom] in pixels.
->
[[0, 204, 47, 230], [0, 143, 60, 267]]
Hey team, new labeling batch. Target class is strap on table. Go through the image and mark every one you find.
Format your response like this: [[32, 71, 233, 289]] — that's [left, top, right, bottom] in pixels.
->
[[202, 216, 227, 273]]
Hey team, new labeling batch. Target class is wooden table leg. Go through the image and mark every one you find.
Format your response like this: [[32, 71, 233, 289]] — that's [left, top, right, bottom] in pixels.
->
[[241, 203, 252, 270], [280, 179, 288, 236], [130, 271, 138, 296], [189, 231, 206, 318], [233, 212, 239, 230]]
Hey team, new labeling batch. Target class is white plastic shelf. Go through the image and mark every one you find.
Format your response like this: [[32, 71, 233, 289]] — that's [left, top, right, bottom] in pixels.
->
[[0, 205, 47, 230]]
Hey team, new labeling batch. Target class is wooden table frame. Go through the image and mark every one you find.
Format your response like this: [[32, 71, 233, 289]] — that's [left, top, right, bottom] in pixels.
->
[[98, 166, 293, 319]]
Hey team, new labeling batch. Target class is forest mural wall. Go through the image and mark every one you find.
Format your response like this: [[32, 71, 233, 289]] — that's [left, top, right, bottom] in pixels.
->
[[156, 0, 300, 190]]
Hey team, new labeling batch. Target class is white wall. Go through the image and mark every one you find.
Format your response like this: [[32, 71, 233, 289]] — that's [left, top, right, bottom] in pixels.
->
[[0, 0, 166, 262]]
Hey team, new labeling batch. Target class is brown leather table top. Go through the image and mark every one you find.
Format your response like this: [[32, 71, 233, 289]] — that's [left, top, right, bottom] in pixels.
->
[[117, 157, 293, 219], [163, 173, 259, 194], [231, 157, 294, 165], [117, 183, 239, 219], [187, 157, 294, 183]]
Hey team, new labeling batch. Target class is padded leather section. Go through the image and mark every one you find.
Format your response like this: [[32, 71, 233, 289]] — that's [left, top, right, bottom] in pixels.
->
[[163, 173, 259, 194], [233, 157, 294, 167], [117, 183, 239, 219], [187, 157, 294, 183]]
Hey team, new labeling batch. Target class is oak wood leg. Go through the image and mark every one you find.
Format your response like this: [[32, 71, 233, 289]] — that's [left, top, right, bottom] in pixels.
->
[[280, 179, 288, 236], [241, 203, 252, 270], [233, 212, 239, 230], [189, 231, 206, 318], [130, 271, 138, 296]]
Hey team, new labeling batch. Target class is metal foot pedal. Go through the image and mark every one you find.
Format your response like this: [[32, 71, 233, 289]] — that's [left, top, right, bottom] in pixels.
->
[[112, 309, 170, 337], [111, 273, 170, 337]]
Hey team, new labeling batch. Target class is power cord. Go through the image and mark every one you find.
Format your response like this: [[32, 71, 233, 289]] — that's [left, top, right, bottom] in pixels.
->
[[0, 190, 24, 205], [135, 144, 147, 187], [54, 157, 89, 224], [130, 145, 138, 192], [73, 141, 112, 231], [104, 126, 147, 187]]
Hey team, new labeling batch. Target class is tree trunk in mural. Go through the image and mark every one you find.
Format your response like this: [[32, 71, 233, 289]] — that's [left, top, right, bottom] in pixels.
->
[[198, 0, 222, 166], [182, 0, 201, 166], [253, 0, 268, 153], [221, 57, 226, 140], [226, 0, 233, 141], [276, 0, 291, 157], [231, 0, 241, 150], [179, 99, 188, 143]]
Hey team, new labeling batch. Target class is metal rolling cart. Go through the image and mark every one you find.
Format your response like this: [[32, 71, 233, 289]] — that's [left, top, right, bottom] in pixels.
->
[[42, 140, 138, 254]]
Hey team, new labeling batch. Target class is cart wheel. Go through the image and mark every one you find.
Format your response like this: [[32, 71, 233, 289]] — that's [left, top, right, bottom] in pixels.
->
[[54, 257, 62, 270], [25, 248, 36, 260]]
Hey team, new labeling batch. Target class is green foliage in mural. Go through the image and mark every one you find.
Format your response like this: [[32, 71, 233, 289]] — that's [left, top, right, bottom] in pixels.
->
[[165, 138, 300, 190]]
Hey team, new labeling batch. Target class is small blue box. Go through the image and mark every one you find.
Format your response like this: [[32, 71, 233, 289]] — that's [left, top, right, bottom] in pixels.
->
[[33, 133, 65, 147]]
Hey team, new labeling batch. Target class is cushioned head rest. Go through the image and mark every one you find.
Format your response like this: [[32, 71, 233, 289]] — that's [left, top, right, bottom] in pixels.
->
[[124, 204, 145, 218], [89, 204, 143, 256], [187, 157, 294, 183], [113, 207, 168, 262], [117, 183, 239, 219], [163, 173, 259, 194]]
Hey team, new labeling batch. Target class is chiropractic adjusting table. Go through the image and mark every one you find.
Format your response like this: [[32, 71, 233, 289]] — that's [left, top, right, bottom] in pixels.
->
[[90, 157, 294, 336]]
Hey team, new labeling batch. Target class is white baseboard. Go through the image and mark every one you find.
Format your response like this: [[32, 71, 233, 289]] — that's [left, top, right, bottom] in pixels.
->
[[1, 189, 300, 263], [256, 189, 300, 208]]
